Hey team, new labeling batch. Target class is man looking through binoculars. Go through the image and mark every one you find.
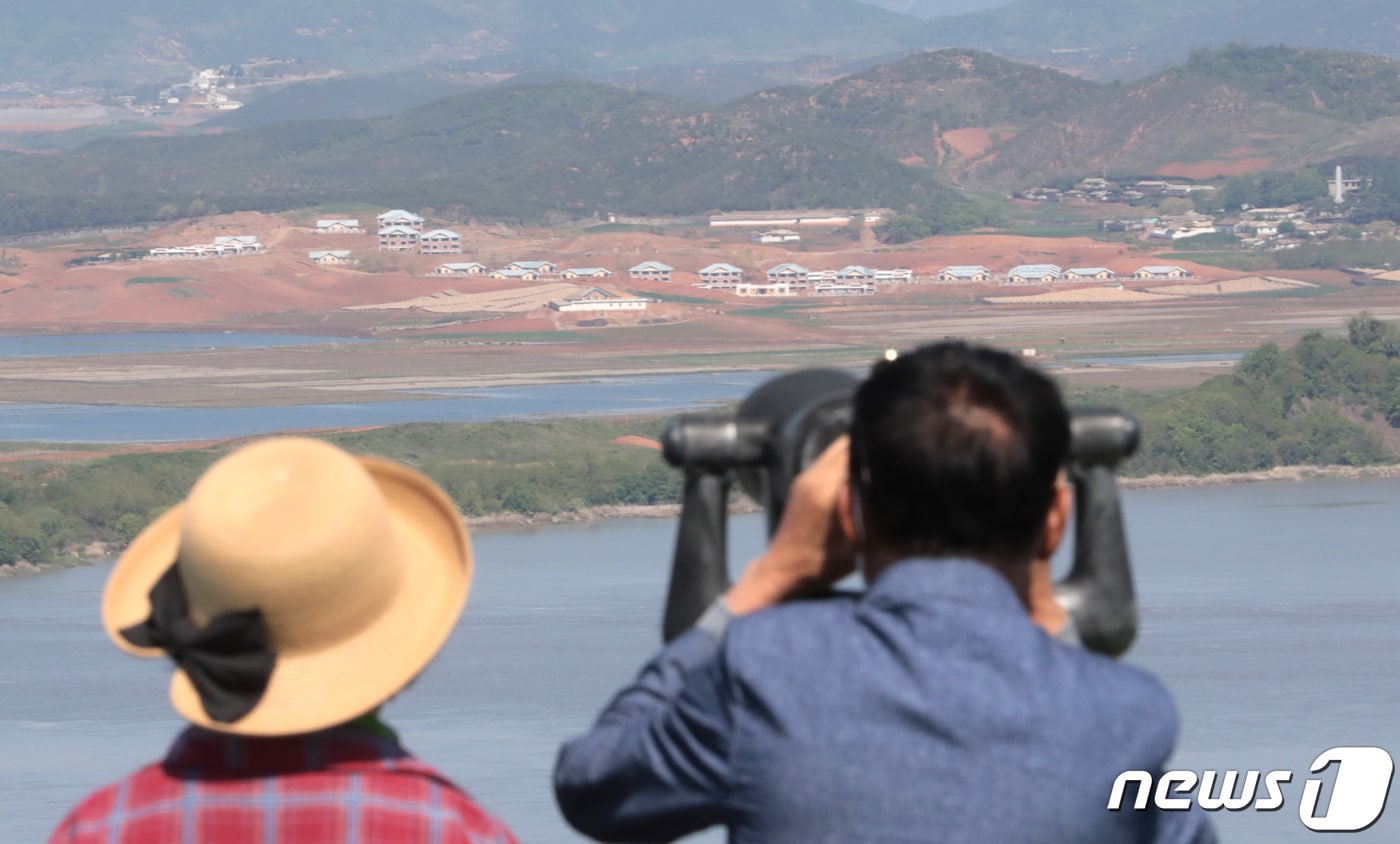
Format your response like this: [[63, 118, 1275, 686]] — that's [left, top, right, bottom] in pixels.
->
[[555, 341, 1213, 843]]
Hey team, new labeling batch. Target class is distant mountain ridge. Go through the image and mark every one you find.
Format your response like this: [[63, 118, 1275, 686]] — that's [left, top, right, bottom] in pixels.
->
[[1, 0, 926, 89], [977, 45, 1400, 182], [919, 0, 1400, 74], [7, 0, 1400, 96], [5, 46, 1400, 236]]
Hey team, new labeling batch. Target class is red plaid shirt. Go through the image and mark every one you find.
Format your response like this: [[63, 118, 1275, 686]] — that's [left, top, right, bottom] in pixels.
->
[[49, 724, 519, 844]]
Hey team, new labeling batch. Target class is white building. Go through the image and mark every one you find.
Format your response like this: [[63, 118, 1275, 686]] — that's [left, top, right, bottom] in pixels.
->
[[810, 281, 875, 297], [549, 288, 649, 312], [376, 210, 425, 230], [1006, 264, 1062, 284], [629, 261, 673, 282], [735, 281, 801, 297], [314, 219, 363, 234], [1063, 267, 1114, 281], [697, 263, 744, 288], [419, 229, 463, 255], [430, 262, 488, 276], [938, 266, 991, 282], [309, 250, 354, 266]]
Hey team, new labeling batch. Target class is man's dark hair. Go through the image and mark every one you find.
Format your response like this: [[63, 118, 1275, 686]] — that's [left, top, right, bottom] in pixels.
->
[[849, 341, 1070, 562]]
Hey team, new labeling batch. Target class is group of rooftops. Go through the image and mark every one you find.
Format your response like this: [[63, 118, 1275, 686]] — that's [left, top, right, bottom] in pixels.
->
[[941, 264, 1192, 282], [311, 212, 1195, 286]]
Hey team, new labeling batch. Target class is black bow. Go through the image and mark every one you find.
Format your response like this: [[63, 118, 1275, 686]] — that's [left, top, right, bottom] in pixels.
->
[[120, 563, 276, 724]]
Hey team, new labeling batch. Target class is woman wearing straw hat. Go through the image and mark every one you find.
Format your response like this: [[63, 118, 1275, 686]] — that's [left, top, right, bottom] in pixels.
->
[[49, 437, 519, 844]]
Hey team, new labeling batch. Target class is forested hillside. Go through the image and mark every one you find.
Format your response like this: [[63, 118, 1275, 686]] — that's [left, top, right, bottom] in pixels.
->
[[0, 56, 1015, 236], [0, 417, 680, 567], [8, 46, 1400, 236], [978, 45, 1400, 182], [1130, 314, 1400, 475]]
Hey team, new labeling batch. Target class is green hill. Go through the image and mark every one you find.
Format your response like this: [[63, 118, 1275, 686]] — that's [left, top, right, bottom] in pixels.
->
[[10, 45, 1400, 235], [727, 49, 1104, 170], [0, 76, 970, 235], [973, 45, 1400, 183]]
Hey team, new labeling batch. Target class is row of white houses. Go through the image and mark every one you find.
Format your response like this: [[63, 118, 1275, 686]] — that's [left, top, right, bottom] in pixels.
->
[[148, 236, 263, 260], [428, 261, 614, 280], [938, 264, 1193, 284]]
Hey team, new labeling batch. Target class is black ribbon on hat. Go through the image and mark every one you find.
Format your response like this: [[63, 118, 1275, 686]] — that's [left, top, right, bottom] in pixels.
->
[[119, 563, 276, 724]]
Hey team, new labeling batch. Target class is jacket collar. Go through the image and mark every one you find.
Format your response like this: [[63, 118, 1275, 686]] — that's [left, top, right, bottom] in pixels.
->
[[863, 557, 1028, 616]]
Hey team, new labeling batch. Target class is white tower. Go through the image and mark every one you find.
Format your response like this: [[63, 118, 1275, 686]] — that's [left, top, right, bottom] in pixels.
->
[[1334, 165, 1346, 204]]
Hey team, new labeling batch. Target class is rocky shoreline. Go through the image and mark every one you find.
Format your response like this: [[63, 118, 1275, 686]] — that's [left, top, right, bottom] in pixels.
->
[[1120, 463, 1400, 489]]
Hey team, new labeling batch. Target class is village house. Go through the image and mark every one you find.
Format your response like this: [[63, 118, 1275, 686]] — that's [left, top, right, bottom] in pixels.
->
[[735, 281, 800, 297], [548, 287, 649, 313], [873, 268, 914, 284], [505, 260, 558, 275], [809, 281, 876, 297], [430, 262, 487, 276], [937, 266, 992, 283], [1235, 222, 1279, 237], [1006, 264, 1062, 284], [148, 246, 206, 260], [750, 228, 801, 244], [377, 210, 425, 230], [807, 267, 875, 284], [697, 263, 743, 288], [1243, 207, 1307, 222], [560, 267, 614, 279], [835, 266, 876, 281], [211, 235, 263, 254], [766, 263, 810, 285], [378, 226, 420, 251], [490, 268, 540, 280], [313, 219, 363, 234], [308, 250, 354, 266], [148, 235, 263, 260], [629, 261, 673, 282], [419, 229, 463, 255], [1150, 225, 1218, 241], [1133, 266, 1192, 280], [1063, 267, 1114, 281]]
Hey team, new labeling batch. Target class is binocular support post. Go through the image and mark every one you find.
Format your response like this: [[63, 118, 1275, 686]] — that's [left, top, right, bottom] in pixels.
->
[[1055, 465, 1138, 657], [663, 469, 732, 643]]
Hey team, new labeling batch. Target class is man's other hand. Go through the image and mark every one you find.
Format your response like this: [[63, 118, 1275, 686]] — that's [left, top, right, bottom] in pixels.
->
[[725, 436, 857, 614]]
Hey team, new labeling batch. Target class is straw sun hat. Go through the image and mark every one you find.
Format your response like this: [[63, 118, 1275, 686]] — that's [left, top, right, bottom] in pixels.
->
[[102, 437, 472, 737]]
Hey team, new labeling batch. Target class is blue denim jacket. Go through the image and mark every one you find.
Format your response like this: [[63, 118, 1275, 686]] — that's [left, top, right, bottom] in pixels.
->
[[555, 558, 1215, 844]]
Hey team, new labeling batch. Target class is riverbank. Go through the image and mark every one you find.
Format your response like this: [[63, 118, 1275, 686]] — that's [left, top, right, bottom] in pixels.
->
[[3, 461, 1396, 579], [1122, 462, 1400, 489]]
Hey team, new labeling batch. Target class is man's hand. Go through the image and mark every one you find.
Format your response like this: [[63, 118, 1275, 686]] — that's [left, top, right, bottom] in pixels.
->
[[725, 436, 857, 615]]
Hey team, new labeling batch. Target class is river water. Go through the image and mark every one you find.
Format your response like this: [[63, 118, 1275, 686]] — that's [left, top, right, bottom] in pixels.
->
[[0, 372, 784, 443], [2, 478, 1399, 842]]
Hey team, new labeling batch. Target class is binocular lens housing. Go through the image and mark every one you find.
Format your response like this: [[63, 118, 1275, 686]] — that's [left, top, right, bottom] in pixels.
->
[[663, 369, 1139, 526]]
